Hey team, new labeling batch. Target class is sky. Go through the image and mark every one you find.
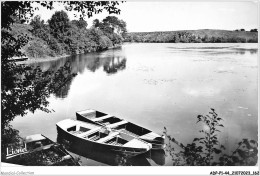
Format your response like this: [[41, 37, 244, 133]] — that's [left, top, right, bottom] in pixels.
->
[[33, 1, 259, 32]]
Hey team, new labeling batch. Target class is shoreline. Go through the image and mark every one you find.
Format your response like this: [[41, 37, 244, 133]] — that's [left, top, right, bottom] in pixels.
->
[[18, 44, 122, 64], [17, 54, 71, 64]]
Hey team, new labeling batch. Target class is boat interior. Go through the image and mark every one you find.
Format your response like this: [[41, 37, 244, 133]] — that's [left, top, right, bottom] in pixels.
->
[[114, 122, 151, 136], [77, 110, 152, 137]]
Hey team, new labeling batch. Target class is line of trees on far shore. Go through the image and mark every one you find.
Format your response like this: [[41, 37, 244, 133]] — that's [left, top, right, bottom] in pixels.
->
[[124, 30, 258, 43], [8, 11, 127, 59], [234, 28, 258, 32]]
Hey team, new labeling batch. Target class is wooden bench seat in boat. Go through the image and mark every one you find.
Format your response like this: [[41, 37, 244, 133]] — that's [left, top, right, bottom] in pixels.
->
[[140, 132, 160, 141], [92, 115, 114, 122], [78, 128, 101, 138], [107, 120, 128, 128], [96, 132, 119, 143], [70, 131, 84, 135]]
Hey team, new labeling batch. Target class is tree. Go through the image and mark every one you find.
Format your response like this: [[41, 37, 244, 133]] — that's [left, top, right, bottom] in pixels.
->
[[91, 16, 127, 45], [71, 19, 88, 29], [30, 15, 45, 31], [202, 34, 210, 43], [29, 15, 50, 41], [92, 19, 100, 28], [48, 10, 70, 40], [250, 29, 258, 32], [101, 16, 127, 36]]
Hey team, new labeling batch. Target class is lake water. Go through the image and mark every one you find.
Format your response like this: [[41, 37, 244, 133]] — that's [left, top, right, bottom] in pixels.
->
[[11, 43, 258, 166]]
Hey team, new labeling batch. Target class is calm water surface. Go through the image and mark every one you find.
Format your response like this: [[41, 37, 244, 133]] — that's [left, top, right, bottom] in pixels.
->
[[11, 43, 258, 165]]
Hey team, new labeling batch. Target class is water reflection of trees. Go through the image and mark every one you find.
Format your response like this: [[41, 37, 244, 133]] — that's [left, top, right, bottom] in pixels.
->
[[31, 52, 127, 76], [103, 56, 126, 75], [30, 52, 127, 98]]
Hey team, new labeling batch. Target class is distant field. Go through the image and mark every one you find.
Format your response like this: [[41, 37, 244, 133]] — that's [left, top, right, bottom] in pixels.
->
[[125, 29, 258, 43]]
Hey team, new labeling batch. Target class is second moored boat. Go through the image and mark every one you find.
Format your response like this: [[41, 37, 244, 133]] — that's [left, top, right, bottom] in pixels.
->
[[76, 109, 165, 149]]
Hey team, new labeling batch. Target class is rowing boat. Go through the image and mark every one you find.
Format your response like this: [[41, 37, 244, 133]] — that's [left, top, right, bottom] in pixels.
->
[[56, 119, 152, 157], [5, 134, 80, 166], [76, 109, 165, 149]]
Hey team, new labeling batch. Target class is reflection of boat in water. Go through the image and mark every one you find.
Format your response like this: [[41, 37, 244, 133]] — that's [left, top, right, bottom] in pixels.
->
[[145, 148, 166, 166], [57, 133, 166, 166], [76, 109, 165, 149], [56, 119, 152, 157], [5, 134, 80, 166]]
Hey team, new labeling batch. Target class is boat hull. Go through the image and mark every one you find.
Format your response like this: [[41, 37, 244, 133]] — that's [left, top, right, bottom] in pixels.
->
[[56, 125, 148, 157]]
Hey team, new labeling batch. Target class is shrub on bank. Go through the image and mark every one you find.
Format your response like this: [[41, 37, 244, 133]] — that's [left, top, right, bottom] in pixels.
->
[[25, 38, 52, 58], [99, 35, 113, 50]]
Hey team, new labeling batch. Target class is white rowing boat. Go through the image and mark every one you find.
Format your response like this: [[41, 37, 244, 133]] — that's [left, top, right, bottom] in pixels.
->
[[56, 119, 152, 157]]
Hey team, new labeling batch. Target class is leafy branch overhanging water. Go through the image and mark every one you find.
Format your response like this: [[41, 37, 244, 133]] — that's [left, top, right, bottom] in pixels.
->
[[164, 109, 258, 166]]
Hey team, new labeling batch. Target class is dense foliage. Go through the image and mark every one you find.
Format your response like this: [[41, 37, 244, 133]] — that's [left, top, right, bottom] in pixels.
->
[[12, 11, 127, 59], [125, 30, 258, 43]]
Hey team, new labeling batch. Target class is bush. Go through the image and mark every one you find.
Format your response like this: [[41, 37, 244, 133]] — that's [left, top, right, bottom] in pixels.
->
[[48, 37, 63, 55], [99, 35, 113, 50], [164, 109, 258, 166], [25, 38, 52, 58], [108, 33, 123, 45], [248, 38, 258, 43]]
